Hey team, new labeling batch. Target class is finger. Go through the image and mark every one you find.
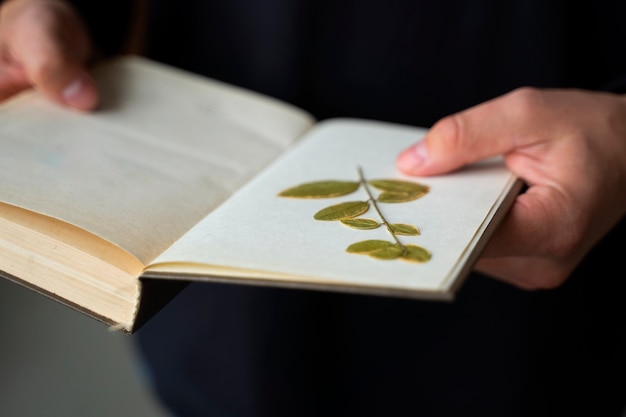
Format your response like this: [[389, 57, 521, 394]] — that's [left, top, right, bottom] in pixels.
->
[[0, 64, 30, 101], [474, 188, 577, 290], [397, 88, 541, 176], [474, 255, 573, 290], [397, 110, 514, 176], [19, 38, 98, 111], [476, 183, 586, 288], [482, 191, 543, 259], [57, 70, 99, 110], [5, 2, 99, 110]]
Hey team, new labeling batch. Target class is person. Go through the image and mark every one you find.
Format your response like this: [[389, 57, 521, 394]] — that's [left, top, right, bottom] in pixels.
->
[[1, 0, 625, 416]]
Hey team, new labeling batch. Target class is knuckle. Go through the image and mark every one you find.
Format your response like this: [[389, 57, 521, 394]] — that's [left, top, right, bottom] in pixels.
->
[[432, 114, 463, 152], [505, 86, 545, 121]]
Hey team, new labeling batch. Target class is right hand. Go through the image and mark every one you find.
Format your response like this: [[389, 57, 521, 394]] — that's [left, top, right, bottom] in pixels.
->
[[0, 0, 98, 110], [397, 87, 626, 290]]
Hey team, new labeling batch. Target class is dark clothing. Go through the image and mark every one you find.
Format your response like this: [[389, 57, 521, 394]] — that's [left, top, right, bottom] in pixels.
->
[[142, 0, 626, 123], [79, 1, 626, 416]]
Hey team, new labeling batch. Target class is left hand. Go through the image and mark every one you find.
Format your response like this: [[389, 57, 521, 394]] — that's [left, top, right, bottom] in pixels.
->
[[397, 87, 626, 290]]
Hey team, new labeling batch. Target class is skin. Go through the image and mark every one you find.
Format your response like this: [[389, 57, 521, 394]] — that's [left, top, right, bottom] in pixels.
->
[[3, 0, 626, 291], [0, 0, 97, 110], [397, 88, 626, 289]]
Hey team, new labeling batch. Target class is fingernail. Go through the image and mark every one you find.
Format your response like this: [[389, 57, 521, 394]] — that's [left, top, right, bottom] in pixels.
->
[[62, 78, 84, 100], [412, 142, 428, 165], [62, 76, 97, 110], [398, 142, 427, 173]]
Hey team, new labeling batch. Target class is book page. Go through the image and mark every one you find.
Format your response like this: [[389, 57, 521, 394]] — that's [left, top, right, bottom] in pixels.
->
[[0, 56, 315, 264], [148, 118, 520, 298]]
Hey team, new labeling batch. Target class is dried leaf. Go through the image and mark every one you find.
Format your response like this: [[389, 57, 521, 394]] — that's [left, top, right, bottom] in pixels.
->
[[389, 223, 420, 236], [369, 245, 404, 260], [341, 218, 381, 230], [370, 179, 429, 202], [377, 191, 426, 203], [278, 180, 360, 198], [400, 244, 432, 263], [369, 179, 430, 194], [314, 201, 370, 221], [346, 240, 394, 253]]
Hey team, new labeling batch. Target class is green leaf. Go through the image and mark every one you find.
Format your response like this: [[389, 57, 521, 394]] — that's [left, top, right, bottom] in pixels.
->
[[346, 240, 394, 253], [378, 191, 426, 203], [400, 244, 432, 263], [369, 179, 430, 194], [389, 223, 420, 236], [369, 179, 429, 202], [314, 201, 370, 221], [278, 180, 360, 198], [341, 218, 381, 230], [369, 245, 404, 260]]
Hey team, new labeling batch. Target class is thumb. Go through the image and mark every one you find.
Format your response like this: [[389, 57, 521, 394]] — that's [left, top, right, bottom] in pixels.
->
[[24, 52, 99, 111], [397, 104, 517, 176], [2, 0, 99, 110], [51, 68, 99, 111]]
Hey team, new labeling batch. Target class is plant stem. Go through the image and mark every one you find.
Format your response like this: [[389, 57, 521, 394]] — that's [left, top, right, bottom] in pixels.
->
[[357, 166, 406, 250]]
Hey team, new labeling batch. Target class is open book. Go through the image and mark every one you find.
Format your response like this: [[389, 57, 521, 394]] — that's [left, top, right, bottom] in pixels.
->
[[0, 55, 522, 333]]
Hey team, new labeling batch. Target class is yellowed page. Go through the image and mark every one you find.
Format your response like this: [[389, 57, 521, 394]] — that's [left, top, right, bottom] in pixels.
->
[[149, 118, 521, 298], [0, 202, 143, 328], [0, 55, 314, 264]]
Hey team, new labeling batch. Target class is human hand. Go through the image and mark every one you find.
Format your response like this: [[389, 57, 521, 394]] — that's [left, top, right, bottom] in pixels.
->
[[0, 0, 98, 110], [397, 87, 626, 290]]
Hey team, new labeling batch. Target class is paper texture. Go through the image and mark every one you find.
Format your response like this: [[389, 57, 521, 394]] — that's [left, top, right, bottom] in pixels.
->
[[150, 119, 519, 296], [0, 56, 314, 264]]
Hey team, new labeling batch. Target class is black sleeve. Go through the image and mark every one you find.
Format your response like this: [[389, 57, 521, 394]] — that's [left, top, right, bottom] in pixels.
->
[[601, 74, 626, 94], [68, 0, 135, 56]]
